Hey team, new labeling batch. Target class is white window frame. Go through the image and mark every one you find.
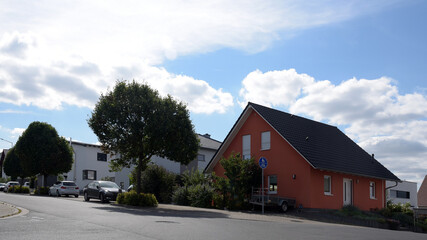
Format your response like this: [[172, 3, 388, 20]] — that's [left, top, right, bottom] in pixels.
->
[[268, 175, 277, 194], [370, 181, 376, 199], [261, 131, 271, 150], [242, 135, 251, 160], [324, 175, 332, 195]]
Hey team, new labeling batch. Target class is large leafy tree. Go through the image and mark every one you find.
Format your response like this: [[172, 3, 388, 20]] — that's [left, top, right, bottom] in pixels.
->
[[88, 80, 199, 194], [15, 121, 73, 187], [3, 147, 27, 182]]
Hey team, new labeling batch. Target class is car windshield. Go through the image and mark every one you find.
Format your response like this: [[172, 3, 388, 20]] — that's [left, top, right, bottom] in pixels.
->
[[0, 183, 5, 186], [99, 182, 119, 188], [10, 182, 19, 185], [63, 182, 77, 186]]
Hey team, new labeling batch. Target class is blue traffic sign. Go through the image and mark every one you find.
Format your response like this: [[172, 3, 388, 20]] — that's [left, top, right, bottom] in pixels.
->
[[259, 157, 268, 169]]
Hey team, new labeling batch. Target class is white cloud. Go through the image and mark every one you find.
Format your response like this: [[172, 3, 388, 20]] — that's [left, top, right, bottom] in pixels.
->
[[239, 69, 314, 108], [0, 0, 400, 114], [238, 69, 427, 184], [114, 65, 234, 114]]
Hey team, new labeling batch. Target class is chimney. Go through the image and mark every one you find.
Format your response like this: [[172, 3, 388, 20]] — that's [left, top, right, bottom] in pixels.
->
[[203, 133, 211, 139]]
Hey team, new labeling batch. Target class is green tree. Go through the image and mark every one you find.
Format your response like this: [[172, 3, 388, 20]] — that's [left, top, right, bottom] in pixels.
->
[[14, 121, 73, 187], [88, 80, 199, 194], [218, 153, 261, 209], [3, 147, 27, 182]]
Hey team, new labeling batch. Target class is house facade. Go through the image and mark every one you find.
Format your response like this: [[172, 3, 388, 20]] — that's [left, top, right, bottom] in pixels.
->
[[205, 102, 400, 211], [386, 180, 418, 207], [418, 175, 427, 208], [65, 134, 220, 190]]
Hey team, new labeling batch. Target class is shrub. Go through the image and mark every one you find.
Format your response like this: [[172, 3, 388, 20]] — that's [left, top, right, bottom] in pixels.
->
[[340, 205, 362, 217], [34, 186, 50, 195], [7, 186, 30, 193], [187, 184, 214, 208], [172, 187, 190, 206], [131, 165, 176, 203], [117, 191, 158, 207]]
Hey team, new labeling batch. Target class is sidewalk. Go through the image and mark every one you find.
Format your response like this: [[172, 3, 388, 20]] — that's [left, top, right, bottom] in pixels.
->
[[0, 201, 21, 218]]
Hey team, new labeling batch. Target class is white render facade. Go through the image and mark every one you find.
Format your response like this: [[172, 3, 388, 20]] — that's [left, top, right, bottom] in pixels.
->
[[66, 134, 221, 191], [386, 180, 418, 207]]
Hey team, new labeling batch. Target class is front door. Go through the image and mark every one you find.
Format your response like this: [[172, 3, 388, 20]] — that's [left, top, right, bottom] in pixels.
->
[[343, 178, 352, 206]]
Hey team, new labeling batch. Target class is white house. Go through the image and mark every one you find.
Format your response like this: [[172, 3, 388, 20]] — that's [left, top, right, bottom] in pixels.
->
[[386, 180, 418, 207], [66, 134, 221, 190]]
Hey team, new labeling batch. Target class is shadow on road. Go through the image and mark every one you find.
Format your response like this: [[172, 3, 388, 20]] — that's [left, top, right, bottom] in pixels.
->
[[92, 204, 230, 219]]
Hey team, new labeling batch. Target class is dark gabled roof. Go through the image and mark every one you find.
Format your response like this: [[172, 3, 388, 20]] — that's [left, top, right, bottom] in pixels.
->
[[249, 102, 399, 181]]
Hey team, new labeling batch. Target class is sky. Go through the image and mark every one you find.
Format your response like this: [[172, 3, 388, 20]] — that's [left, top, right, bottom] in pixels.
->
[[0, 0, 426, 187]]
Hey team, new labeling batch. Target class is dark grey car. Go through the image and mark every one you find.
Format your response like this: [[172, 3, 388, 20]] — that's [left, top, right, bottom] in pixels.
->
[[83, 181, 122, 203]]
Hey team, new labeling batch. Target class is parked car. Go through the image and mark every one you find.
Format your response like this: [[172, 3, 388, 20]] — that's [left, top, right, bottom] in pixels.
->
[[23, 182, 30, 188], [0, 183, 6, 191], [4, 181, 20, 192], [83, 181, 123, 203], [49, 181, 79, 197], [127, 184, 133, 192]]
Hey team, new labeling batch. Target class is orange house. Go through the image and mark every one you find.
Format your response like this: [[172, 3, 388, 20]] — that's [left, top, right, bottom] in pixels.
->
[[205, 103, 400, 211]]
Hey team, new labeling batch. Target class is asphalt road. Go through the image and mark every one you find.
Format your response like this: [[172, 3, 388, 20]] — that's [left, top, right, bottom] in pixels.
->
[[0, 192, 425, 240]]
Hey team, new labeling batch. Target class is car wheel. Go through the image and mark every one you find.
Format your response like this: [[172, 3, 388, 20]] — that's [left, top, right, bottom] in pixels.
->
[[84, 192, 90, 202], [74, 194, 79, 198], [281, 202, 288, 213], [56, 190, 61, 197], [100, 193, 105, 203]]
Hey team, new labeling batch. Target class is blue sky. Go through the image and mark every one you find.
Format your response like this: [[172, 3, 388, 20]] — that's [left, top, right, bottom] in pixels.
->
[[0, 1, 426, 187]]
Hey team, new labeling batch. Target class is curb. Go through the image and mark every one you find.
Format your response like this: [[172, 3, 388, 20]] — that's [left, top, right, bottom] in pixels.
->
[[0, 201, 28, 219]]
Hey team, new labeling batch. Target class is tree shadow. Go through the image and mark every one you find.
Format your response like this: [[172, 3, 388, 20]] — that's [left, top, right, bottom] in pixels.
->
[[92, 203, 230, 219]]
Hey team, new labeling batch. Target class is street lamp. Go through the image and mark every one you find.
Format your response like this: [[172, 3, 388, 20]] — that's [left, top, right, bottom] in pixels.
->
[[0, 137, 13, 148]]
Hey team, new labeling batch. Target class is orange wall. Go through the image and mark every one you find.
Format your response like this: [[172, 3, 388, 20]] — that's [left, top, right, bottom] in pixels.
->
[[213, 110, 385, 210], [309, 169, 384, 211]]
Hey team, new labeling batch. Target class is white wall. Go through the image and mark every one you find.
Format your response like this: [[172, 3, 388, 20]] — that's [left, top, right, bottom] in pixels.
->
[[68, 134, 221, 191], [66, 142, 116, 190], [386, 181, 418, 207]]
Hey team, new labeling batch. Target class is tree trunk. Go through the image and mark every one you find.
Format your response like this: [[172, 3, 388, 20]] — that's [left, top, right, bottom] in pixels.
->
[[43, 174, 48, 187], [136, 158, 142, 194]]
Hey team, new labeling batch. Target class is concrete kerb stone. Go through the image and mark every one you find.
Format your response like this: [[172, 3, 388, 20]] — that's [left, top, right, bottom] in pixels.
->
[[0, 201, 28, 219]]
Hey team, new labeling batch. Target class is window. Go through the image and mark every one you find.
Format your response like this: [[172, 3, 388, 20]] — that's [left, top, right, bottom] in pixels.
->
[[97, 153, 107, 162], [261, 131, 271, 150], [324, 175, 332, 195], [242, 135, 251, 159], [370, 182, 376, 199], [83, 170, 97, 180], [197, 154, 205, 161], [268, 175, 277, 193], [390, 190, 410, 199]]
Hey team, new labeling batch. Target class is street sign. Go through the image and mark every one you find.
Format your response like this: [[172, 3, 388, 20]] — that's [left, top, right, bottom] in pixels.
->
[[259, 157, 268, 169]]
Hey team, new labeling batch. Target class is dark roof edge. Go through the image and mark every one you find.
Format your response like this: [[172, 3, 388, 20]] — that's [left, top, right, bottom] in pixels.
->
[[249, 103, 317, 170], [318, 167, 401, 182], [204, 104, 252, 173]]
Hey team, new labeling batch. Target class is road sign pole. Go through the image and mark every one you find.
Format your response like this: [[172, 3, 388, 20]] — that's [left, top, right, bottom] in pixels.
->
[[262, 168, 264, 214]]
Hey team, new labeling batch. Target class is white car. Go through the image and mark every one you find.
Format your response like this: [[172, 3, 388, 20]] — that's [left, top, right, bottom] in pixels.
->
[[23, 182, 30, 188], [49, 181, 79, 197], [4, 181, 19, 192]]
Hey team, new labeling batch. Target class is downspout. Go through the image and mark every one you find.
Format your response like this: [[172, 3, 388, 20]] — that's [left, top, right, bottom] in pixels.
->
[[70, 138, 77, 182], [385, 180, 399, 207]]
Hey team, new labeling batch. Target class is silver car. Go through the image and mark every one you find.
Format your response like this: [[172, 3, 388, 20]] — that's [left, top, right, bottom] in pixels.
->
[[49, 181, 79, 197]]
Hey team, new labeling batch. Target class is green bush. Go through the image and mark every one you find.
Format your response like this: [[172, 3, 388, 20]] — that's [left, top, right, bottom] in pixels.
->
[[117, 191, 158, 207], [7, 186, 30, 193], [34, 186, 50, 195], [340, 205, 363, 217], [172, 187, 190, 206], [131, 165, 176, 203], [188, 184, 214, 208]]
